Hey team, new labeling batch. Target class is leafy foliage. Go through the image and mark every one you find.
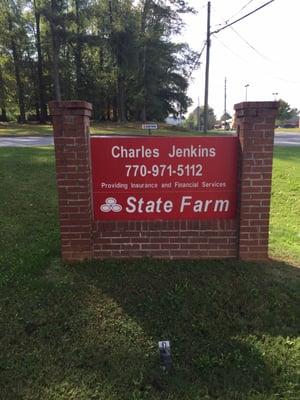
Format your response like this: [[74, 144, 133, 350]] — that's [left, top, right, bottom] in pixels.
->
[[187, 105, 217, 130], [276, 99, 299, 125], [0, 0, 199, 122], [220, 111, 231, 121]]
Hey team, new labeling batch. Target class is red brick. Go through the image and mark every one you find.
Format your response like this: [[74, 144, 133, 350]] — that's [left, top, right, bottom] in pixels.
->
[[161, 244, 180, 250], [141, 244, 160, 250], [51, 100, 277, 262], [235, 101, 278, 261], [102, 244, 121, 250]]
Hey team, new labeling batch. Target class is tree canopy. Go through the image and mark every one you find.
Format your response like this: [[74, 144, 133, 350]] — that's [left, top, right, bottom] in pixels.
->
[[277, 99, 299, 125], [187, 105, 217, 131], [220, 112, 231, 121], [0, 0, 199, 122]]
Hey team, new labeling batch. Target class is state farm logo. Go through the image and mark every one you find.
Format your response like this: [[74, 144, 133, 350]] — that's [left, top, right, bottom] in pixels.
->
[[100, 197, 122, 213]]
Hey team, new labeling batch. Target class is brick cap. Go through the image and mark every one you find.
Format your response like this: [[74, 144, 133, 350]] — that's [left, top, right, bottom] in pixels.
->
[[234, 101, 279, 111], [49, 100, 93, 116]]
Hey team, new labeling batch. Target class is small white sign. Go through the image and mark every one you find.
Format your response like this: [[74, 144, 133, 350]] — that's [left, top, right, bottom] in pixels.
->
[[142, 123, 158, 130], [158, 340, 170, 350]]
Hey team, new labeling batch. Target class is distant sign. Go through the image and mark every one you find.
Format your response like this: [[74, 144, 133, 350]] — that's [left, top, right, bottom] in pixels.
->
[[91, 136, 238, 221], [142, 123, 158, 130]]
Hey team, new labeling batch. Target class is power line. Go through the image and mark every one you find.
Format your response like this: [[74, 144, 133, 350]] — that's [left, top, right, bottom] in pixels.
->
[[196, 2, 275, 71], [187, 41, 206, 79], [211, 0, 275, 35], [229, 25, 271, 62], [211, 4, 272, 62], [183, 2, 208, 79], [200, 0, 275, 128], [213, 34, 300, 85], [195, 42, 207, 67], [212, 34, 248, 63], [273, 76, 300, 85], [225, 0, 257, 23]]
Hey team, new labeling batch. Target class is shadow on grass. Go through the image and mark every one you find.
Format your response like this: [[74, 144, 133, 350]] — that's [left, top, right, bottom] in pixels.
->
[[1, 147, 299, 399], [70, 259, 300, 398], [2, 258, 299, 399]]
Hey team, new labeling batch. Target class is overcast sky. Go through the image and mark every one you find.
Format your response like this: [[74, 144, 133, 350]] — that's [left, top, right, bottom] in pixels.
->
[[180, 0, 299, 119]]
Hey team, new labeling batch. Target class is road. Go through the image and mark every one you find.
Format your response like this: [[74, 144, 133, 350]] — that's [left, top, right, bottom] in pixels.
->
[[274, 133, 300, 146], [0, 132, 299, 147], [0, 136, 54, 147]]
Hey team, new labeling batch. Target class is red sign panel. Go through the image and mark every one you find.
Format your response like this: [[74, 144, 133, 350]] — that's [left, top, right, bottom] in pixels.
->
[[91, 136, 238, 220]]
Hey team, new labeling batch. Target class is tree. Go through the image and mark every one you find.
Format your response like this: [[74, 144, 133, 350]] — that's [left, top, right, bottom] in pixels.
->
[[220, 112, 231, 121], [0, 0, 200, 122], [2, 0, 29, 122], [32, 0, 48, 122], [134, 0, 198, 121], [0, 48, 18, 121], [187, 105, 216, 131], [41, 0, 70, 101], [108, 0, 139, 122], [277, 99, 299, 125], [0, 63, 8, 121]]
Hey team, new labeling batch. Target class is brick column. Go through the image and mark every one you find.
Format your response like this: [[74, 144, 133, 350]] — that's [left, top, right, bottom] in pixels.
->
[[49, 101, 93, 262], [235, 101, 278, 260]]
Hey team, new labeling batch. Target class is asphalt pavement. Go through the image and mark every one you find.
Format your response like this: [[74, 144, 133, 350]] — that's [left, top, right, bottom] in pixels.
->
[[273, 133, 300, 146], [0, 132, 299, 147], [0, 136, 54, 147]]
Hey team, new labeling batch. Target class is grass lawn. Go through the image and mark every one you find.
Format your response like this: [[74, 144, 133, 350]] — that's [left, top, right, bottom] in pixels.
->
[[0, 146, 299, 400], [270, 147, 300, 261], [0, 123, 53, 136], [275, 128, 300, 134], [0, 121, 224, 137], [1, 121, 299, 137]]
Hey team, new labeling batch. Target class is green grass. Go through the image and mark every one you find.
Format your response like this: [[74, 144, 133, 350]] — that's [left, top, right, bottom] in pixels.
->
[[0, 123, 53, 136], [0, 147, 299, 400], [1, 121, 299, 137], [0, 122, 223, 137], [269, 147, 300, 261], [275, 128, 300, 134], [90, 123, 223, 136]]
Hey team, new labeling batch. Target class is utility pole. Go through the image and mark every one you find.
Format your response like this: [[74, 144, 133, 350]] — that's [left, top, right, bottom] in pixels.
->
[[199, 0, 275, 132], [203, 1, 211, 133], [224, 77, 227, 130], [197, 97, 200, 131]]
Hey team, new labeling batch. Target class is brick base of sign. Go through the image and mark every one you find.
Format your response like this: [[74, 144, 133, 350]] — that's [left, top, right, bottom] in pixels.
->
[[49, 100, 278, 262], [93, 220, 238, 259]]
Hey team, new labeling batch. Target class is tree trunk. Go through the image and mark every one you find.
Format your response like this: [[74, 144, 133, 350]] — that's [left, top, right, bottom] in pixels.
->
[[99, 39, 104, 70], [112, 97, 118, 122], [1, 108, 7, 122], [35, 102, 40, 120], [8, 16, 26, 123], [108, 0, 126, 122], [140, 44, 147, 121], [117, 74, 126, 122], [75, 0, 83, 99], [34, 0, 47, 123], [0, 67, 8, 121], [62, 44, 72, 98], [106, 100, 111, 120], [139, 0, 150, 121], [50, 0, 61, 100]]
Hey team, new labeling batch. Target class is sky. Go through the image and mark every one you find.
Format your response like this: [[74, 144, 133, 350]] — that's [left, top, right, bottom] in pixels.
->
[[180, 0, 300, 119]]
